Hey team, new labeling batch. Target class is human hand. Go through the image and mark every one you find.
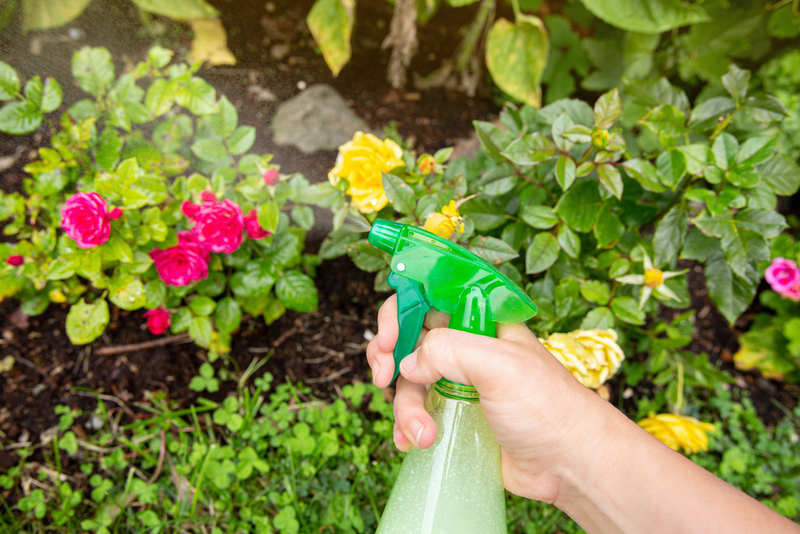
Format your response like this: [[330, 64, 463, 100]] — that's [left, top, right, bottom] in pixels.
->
[[365, 294, 630, 504]]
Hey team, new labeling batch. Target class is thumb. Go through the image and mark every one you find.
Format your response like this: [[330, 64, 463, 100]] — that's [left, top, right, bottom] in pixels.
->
[[398, 326, 529, 390]]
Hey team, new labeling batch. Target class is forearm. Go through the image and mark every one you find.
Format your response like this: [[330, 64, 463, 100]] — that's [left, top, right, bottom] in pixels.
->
[[553, 396, 800, 534]]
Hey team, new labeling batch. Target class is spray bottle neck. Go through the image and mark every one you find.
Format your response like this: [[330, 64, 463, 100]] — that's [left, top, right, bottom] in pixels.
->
[[434, 378, 480, 401]]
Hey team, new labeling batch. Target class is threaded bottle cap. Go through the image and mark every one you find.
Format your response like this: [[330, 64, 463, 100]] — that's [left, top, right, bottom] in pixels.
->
[[368, 219, 403, 254]]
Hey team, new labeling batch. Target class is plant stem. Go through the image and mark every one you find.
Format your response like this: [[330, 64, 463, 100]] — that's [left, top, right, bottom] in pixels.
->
[[455, 0, 496, 71], [675, 359, 684, 414]]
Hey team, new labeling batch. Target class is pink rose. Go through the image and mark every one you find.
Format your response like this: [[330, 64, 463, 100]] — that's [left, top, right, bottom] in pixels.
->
[[263, 168, 280, 186], [244, 209, 271, 240], [784, 284, 800, 302], [200, 190, 217, 202], [6, 255, 23, 266], [149, 231, 209, 286], [143, 308, 170, 335], [182, 199, 244, 254], [61, 192, 116, 249], [765, 257, 800, 294]]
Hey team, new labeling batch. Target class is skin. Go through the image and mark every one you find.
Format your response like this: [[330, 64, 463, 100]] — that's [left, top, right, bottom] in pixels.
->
[[366, 294, 800, 534]]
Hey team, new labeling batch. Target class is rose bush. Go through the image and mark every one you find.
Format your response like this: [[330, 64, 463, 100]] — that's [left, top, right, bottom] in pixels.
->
[[0, 46, 321, 357]]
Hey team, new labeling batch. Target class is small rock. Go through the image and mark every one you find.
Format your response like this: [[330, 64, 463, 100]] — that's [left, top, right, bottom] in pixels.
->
[[67, 27, 86, 40], [623, 387, 634, 399], [363, 329, 375, 341], [248, 85, 277, 102], [595, 384, 611, 401], [296, 80, 307, 90], [272, 84, 372, 153], [270, 43, 289, 60]]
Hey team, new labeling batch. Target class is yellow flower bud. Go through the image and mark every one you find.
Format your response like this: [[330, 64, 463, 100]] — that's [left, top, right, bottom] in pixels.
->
[[424, 213, 457, 239], [540, 328, 625, 389], [419, 156, 436, 174], [592, 129, 610, 149], [48, 289, 67, 303], [644, 268, 664, 288], [327, 132, 405, 214], [638, 412, 715, 454], [424, 201, 465, 239]]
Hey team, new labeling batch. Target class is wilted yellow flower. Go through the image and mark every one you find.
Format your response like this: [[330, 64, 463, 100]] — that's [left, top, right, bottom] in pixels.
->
[[540, 328, 625, 389], [328, 132, 405, 214], [638, 412, 715, 454], [419, 155, 436, 174], [423, 201, 465, 239]]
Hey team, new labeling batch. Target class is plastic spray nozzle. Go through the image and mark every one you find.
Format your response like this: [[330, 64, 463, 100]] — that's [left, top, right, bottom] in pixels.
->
[[368, 219, 537, 384]]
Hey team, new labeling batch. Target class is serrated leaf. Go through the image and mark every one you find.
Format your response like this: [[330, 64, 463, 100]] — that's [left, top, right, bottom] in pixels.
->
[[611, 297, 645, 325], [622, 159, 666, 193], [580, 306, 615, 329], [40, 78, 62, 113], [347, 241, 389, 272], [486, 16, 548, 108], [735, 136, 775, 167], [473, 120, 514, 161], [109, 277, 146, 311], [72, 46, 114, 96], [0, 101, 42, 134], [743, 95, 787, 123], [23, 0, 92, 31], [145, 79, 174, 117], [760, 154, 800, 196], [593, 88, 621, 129], [306, 0, 354, 77], [189, 316, 214, 348], [711, 133, 738, 171], [556, 224, 580, 259], [555, 180, 603, 232], [214, 297, 241, 334], [0, 61, 20, 100], [191, 138, 228, 162], [689, 96, 736, 126], [468, 236, 519, 265], [656, 149, 686, 188], [227, 126, 255, 155], [211, 95, 238, 137], [597, 163, 622, 199], [705, 250, 756, 325], [721, 64, 749, 105], [580, 280, 610, 305], [175, 77, 217, 115], [276, 270, 318, 312], [525, 232, 560, 274], [381, 173, 415, 214], [501, 133, 555, 166], [66, 299, 109, 345], [555, 156, 576, 192], [653, 205, 688, 266], [520, 205, 558, 229]]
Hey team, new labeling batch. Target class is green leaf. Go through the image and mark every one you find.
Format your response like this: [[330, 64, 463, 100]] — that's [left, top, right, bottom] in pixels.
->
[[579, 0, 709, 34], [611, 297, 645, 325], [520, 205, 558, 229], [735, 137, 775, 167], [189, 296, 217, 317], [759, 154, 800, 196], [144, 78, 174, 117], [477, 164, 517, 196], [597, 163, 623, 199], [656, 149, 686, 188], [96, 128, 123, 171], [347, 241, 389, 272], [580, 306, 615, 329], [0, 61, 20, 100], [677, 144, 709, 176], [525, 232, 560, 274], [23, 0, 92, 31], [170, 308, 193, 333], [291, 206, 315, 231], [130, 0, 218, 18], [689, 96, 736, 126], [705, 250, 756, 325], [485, 16, 548, 108], [215, 297, 241, 334], [639, 104, 687, 146], [276, 270, 318, 312], [500, 133, 555, 166], [40, 77, 62, 113], [109, 276, 146, 311], [191, 138, 228, 162], [556, 224, 580, 259], [144, 279, 166, 309], [468, 236, 519, 265], [721, 64, 749, 106], [71, 47, 115, 96], [66, 299, 109, 345], [593, 205, 624, 248], [580, 280, 610, 305], [211, 95, 237, 138], [473, 120, 514, 161], [555, 156, 576, 192], [381, 173, 415, 214], [742, 95, 787, 123], [175, 77, 217, 115], [189, 316, 214, 348], [306, 0, 354, 77], [593, 88, 621, 129], [461, 198, 507, 232], [0, 101, 42, 134], [226, 126, 255, 155], [622, 159, 666, 193], [653, 205, 688, 266], [711, 133, 738, 171], [257, 200, 280, 234], [555, 180, 603, 232]]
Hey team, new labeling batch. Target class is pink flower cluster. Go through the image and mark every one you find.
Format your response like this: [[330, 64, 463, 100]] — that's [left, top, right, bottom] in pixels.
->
[[149, 191, 271, 288], [765, 257, 800, 302]]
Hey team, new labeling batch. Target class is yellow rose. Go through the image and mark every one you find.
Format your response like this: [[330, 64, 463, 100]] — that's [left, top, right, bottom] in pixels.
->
[[423, 201, 465, 240], [418, 155, 436, 174], [328, 132, 405, 214], [540, 328, 625, 389], [638, 412, 715, 454]]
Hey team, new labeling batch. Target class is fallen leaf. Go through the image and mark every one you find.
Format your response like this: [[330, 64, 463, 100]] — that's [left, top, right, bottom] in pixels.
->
[[189, 18, 236, 67], [0, 355, 14, 373]]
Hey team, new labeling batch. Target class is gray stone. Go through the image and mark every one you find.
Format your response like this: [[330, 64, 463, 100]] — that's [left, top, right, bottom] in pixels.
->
[[271, 84, 371, 153]]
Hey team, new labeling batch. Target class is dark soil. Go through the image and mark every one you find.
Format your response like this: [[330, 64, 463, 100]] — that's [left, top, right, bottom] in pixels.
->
[[0, 256, 382, 471]]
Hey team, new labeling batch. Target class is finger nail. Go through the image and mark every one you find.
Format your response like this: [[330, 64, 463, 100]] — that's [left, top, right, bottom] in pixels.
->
[[370, 360, 381, 383], [410, 420, 424, 447], [393, 429, 404, 448], [399, 349, 418, 375]]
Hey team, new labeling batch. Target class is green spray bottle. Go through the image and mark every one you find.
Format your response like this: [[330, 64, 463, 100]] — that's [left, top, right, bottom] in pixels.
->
[[368, 219, 538, 534]]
